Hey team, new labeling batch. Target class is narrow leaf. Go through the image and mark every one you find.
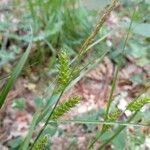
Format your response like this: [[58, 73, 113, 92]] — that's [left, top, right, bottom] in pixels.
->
[[0, 42, 32, 108]]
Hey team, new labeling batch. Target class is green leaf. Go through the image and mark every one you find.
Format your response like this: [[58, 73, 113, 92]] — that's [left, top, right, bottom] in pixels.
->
[[113, 132, 125, 150], [34, 97, 44, 109], [0, 42, 32, 108], [74, 109, 105, 132], [0, 22, 9, 31], [127, 40, 149, 66], [12, 98, 26, 110], [131, 74, 143, 84], [100, 131, 113, 141], [145, 37, 150, 43], [123, 22, 150, 37], [128, 41, 147, 58], [43, 126, 58, 137], [7, 137, 23, 149], [132, 23, 150, 37], [129, 129, 146, 147], [48, 120, 148, 127]]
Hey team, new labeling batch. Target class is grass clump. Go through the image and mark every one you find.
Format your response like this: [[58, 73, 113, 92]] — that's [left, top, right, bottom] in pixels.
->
[[1, 0, 150, 150]]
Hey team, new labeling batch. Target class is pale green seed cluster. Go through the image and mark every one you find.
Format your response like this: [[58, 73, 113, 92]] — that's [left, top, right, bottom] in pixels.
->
[[32, 136, 48, 150], [127, 97, 150, 112], [57, 50, 71, 91], [102, 109, 121, 132], [51, 96, 80, 120]]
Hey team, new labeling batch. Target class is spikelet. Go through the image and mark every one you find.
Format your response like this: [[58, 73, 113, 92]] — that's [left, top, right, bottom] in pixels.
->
[[102, 109, 121, 132], [32, 136, 48, 150], [57, 50, 71, 91], [127, 97, 150, 112], [71, 68, 81, 80], [51, 96, 80, 120]]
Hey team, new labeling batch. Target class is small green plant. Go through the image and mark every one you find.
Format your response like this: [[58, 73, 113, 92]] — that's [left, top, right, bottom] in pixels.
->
[[20, 1, 119, 149], [2, 0, 150, 150], [10, 0, 93, 70], [26, 0, 91, 48], [12, 98, 26, 110]]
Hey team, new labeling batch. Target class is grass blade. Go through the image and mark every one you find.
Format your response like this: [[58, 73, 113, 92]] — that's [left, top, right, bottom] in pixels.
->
[[48, 119, 149, 127], [20, 112, 40, 150], [0, 42, 32, 108]]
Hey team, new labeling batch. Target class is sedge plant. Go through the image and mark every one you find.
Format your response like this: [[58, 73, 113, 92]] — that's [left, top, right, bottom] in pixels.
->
[[13, 0, 150, 149], [20, 1, 119, 149]]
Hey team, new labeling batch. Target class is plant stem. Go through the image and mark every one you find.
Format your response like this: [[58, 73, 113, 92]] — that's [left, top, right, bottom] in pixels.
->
[[48, 120, 149, 127], [105, 66, 119, 116], [30, 91, 64, 149], [88, 132, 104, 149], [21, 112, 40, 150], [105, 9, 135, 117]]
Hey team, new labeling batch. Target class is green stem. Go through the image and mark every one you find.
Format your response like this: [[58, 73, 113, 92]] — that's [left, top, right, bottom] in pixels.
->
[[21, 112, 40, 150], [105, 66, 119, 116], [105, 9, 135, 117], [88, 132, 104, 149], [30, 90, 64, 149], [49, 119, 148, 127]]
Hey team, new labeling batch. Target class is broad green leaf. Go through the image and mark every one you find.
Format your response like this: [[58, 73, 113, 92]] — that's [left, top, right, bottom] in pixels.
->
[[100, 131, 113, 141], [124, 22, 150, 37], [127, 41, 149, 66], [129, 129, 146, 147], [7, 137, 23, 149], [132, 23, 150, 37], [113, 132, 125, 150], [34, 96, 44, 109]]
